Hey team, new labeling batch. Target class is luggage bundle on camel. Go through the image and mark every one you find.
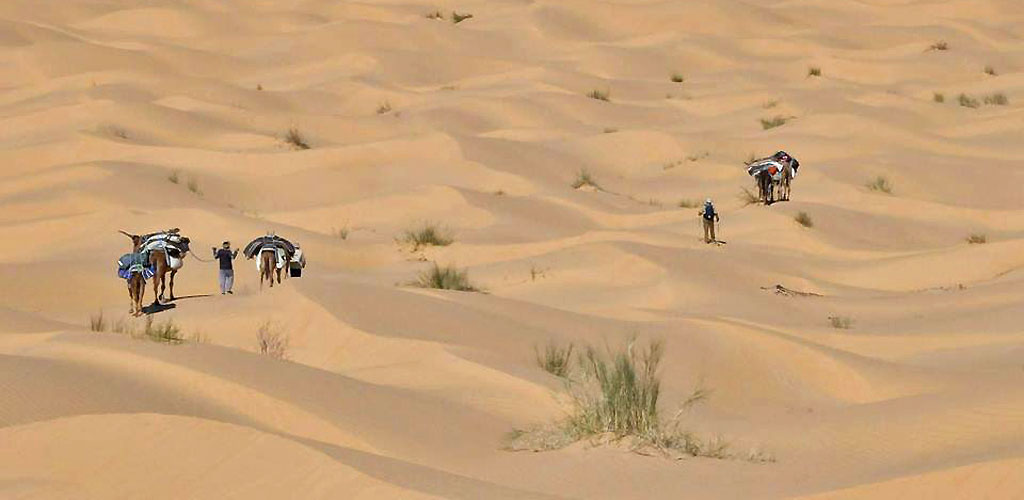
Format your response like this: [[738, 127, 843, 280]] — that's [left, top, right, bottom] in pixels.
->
[[745, 151, 799, 205]]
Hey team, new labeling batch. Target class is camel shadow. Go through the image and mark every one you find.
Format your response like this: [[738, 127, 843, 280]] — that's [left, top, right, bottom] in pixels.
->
[[142, 302, 177, 315], [169, 294, 212, 302]]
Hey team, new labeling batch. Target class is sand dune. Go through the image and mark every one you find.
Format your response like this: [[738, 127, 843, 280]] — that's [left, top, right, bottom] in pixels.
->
[[1, 0, 1022, 497]]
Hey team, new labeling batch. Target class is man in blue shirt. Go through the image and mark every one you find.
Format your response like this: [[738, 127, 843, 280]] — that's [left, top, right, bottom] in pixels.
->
[[213, 241, 238, 294]]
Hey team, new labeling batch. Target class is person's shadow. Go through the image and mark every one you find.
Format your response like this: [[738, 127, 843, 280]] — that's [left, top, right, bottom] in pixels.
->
[[169, 294, 212, 301]]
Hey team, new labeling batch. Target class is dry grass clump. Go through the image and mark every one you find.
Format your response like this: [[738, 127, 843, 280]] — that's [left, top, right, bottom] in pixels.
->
[[794, 211, 813, 228], [168, 171, 180, 184], [377, 101, 393, 114], [284, 127, 310, 149], [983, 93, 1008, 106], [587, 89, 610, 101], [984, 65, 997, 76], [142, 316, 185, 343], [760, 115, 789, 130], [929, 40, 949, 51], [866, 176, 893, 194], [807, 66, 822, 77], [966, 233, 987, 244], [452, 11, 473, 23], [670, 73, 684, 83], [186, 177, 201, 196], [763, 100, 779, 109], [89, 312, 192, 344], [335, 225, 350, 240], [508, 339, 744, 460], [739, 187, 760, 206], [572, 169, 601, 190], [414, 263, 479, 292], [536, 341, 574, 378], [678, 199, 700, 209], [256, 321, 289, 360], [90, 310, 107, 332], [958, 93, 980, 108], [402, 223, 453, 250], [425, 10, 444, 20], [933, 92, 945, 103], [828, 315, 853, 329]]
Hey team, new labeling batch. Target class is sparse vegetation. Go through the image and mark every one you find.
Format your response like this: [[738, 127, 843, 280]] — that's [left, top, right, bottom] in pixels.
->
[[284, 127, 310, 150], [763, 100, 779, 109], [686, 151, 709, 162], [866, 176, 893, 194], [256, 321, 289, 360], [603, 127, 618, 134], [402, 223, 454, 250], [670, 73, 684, 83], [760, 115, 790, 130], [984, 65, 997, 76], [425, 10, 444, 20], [452, 11, 473, 23], [90, 311, 107, 332], [493, 189, 506, 196], [536, 341, 574, 378], [377, 101, 393, 114], [933, 92, 945, 103], [587, 89, 610, 102], [966, 233, 987, 244], [507, 339, 739, 460], [572, 169, 601, 190], [678, 199, 700, 209], [107, 125, 129, 139], [414, 262, 479, 292], [186, 177, 201, 196], [256, 83, 263, 91], [929, 40, 949, 51], [958, 93, 980, 108], [828, 315, 853, 329], [807, 66, 822, 77], [983, 92, 1008, 106], [168, 171, 180, 184], [739, 187, 760, 206], [143, 316, 184, 343], [794, 211, 813, 228], [335, 226, 350, 240]]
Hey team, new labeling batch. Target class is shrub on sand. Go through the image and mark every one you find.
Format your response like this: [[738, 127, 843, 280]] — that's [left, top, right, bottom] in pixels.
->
[[929, 41, 949, 51], [678, 199, 700, 209], [794, 211, 813, 228], [536, 341, 574, 378], [760, 115, 789, 130], [402, 223, 453, 250], [866, 176, 892, 194], [572, 169, 601, 190], [670, 73, 684, 83], [807, 67, 822, 77], [142, 316, 184, 344], [452, 11, 473, 23], [933, 93, 945, 103], [587, 89, 610, 101], [984, 93, 1008, 106], [284, 127, 310, 149], [958, 93, 980, 108], [414, 263, 479, 292], [256, 321, 289, 359], [966, 233, 987, 244], [90, 311, 107, 332], [828, 315, 853, 329]]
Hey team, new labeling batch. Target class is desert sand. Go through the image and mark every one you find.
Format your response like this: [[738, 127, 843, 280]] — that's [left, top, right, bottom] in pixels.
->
[[1, 0, 1023, 498]]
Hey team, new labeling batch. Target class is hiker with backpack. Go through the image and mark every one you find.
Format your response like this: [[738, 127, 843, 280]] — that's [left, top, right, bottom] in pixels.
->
[[699, 198, 720, 244]]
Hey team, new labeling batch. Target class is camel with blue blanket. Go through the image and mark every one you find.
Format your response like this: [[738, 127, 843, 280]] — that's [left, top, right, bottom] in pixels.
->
[[120, 228, 191, 304], [117, 251, 155, 316]]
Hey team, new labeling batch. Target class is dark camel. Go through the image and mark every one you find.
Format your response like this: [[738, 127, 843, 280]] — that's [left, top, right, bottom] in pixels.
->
[[259, 249, 282, 290]]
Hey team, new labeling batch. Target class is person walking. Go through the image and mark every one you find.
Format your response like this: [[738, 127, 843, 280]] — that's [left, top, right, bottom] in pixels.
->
[[213, 241, 238, 294], [699, 198, 720, 244]]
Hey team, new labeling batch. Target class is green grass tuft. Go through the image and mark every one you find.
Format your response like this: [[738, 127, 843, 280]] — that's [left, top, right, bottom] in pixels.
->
[[414, 263, 479, 292], [536, 341, 575, 378], [402, 223, 454, 250]]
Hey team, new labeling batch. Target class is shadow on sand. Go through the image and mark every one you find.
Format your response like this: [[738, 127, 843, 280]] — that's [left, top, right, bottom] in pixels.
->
[[142, 302, 176, 315]]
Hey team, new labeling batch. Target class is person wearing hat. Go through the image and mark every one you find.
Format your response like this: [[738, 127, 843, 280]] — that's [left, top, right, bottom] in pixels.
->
[[212, 241, 239, 294], [699, 198, 720, 244]]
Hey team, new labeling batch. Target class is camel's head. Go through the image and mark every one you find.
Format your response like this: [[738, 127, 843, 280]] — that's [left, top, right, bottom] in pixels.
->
[[119, 230, 142, 251]]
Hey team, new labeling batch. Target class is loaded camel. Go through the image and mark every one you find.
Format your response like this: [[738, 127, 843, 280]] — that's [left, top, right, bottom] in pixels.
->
[[121, 228, 191, 304]]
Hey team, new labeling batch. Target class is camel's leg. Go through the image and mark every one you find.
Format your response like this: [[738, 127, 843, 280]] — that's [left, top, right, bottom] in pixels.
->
[[169, 269, 177, 301], [152, 272, 161, 305]]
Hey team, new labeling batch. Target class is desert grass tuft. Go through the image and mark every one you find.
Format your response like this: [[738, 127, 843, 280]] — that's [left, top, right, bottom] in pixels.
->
[[377, 101, 393, 114], [256, 321, 289, 359], [678, 199, 700, 209], [984, 65, 997, 76], [958, 93, 980, 108], [807, 66, 822, 77], [142, 316, 184, 344], [425, 10, 444, 20], [572, 169, 601, 190], [90, 310, 107, 332], [933, 92, 945, 103], [828, 315, 853, 329], [284, 127, 310, 150], [670, 73, 684, 83], [451, 11, 473, 23], [414, 263, 479, 292], [983, 93, 1008, 106], [929, 40, 949, 51], [739, 187, 760, 206], [794, 211, 813, 228], [402, 223, 453, 250], [507, 340, 732, 459], [966, 233, 987, 244], [186, 177, 201, 196], [536, 341, 575, 378], [168, 171, 180, 184], [866, 176, 893, 194], [587, 89, 610, 102], [335, 225, 350, 240], [760, 115, 789, 130]]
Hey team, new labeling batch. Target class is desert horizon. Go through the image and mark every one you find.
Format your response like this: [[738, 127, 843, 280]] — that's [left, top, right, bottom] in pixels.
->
[[1, 0, 1022, 498]]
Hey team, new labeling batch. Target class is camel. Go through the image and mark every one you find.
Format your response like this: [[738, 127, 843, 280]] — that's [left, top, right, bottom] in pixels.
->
[[258, 249, 282, 290], [121, 229, 189, 304], [756, 171, 774, 205], [776, 161, 793, 202], [127, 267, 146, 316]]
